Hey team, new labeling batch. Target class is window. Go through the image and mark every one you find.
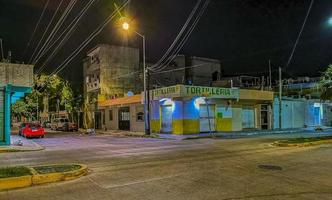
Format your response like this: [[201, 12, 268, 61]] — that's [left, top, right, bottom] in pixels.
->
[[109, 109, 113, 121], [137, 112, 144, 122]]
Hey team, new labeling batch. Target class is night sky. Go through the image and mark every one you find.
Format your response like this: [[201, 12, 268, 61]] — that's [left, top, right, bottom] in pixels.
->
[[1, 0, 332, 89]]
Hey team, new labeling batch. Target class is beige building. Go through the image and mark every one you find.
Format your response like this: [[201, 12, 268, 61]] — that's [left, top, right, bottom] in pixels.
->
[[98, 95, 144, 132]]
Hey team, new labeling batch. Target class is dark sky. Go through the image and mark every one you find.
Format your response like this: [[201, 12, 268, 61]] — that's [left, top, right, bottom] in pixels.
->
[[1, 0, 332, 88]]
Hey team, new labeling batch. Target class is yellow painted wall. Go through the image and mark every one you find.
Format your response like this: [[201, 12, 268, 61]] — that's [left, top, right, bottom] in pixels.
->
[[172, 120, 184, 135], [172, 119, 200, 135], [183, 119, 200, 134], [216, 118, 233, 131], [151, 120, 161, 133]]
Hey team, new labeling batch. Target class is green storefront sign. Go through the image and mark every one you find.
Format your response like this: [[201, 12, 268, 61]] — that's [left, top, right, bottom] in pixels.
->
[[152, 85, 239, 100]]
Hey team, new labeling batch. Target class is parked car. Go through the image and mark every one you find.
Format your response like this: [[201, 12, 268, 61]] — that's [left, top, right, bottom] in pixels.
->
[[42, 121, 52, 128], [19, 123, 45, 138], [50, 118, 70, 131], [68, 122, 78, 132]]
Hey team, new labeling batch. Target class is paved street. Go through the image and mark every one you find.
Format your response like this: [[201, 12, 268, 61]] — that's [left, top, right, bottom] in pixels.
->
[[1, 132, 332, 200]]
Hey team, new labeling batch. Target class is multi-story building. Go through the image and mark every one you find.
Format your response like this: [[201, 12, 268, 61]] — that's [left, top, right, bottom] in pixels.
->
[[83, 44, 140, 129], [150, 55, 221, 88]]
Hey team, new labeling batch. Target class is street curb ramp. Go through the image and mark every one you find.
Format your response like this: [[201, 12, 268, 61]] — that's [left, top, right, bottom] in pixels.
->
[[0, 164, 88, 191]]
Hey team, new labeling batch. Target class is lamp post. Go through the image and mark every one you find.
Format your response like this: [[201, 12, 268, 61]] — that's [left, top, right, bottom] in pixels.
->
[[122, 22, 150, 135]]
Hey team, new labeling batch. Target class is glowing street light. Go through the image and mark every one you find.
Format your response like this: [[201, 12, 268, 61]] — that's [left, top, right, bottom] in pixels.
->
[[121, 21, 150, 135], [122, 22, 130, 30]]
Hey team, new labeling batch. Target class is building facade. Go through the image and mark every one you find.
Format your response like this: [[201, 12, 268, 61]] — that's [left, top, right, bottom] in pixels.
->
[[273, 98, 332, 129], [150, 55, 221, 88], [98, 95, 144, 132], [0, 62, 33, 145], [83, 44, 140, 128], [149, 85, 274, 134]]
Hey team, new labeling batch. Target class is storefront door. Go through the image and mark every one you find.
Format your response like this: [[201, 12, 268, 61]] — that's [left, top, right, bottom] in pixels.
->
[[118, 107, 130, 131], [242, 107, 255, 129], [161, 105, 172, 133], [199, 104, 216, 133]]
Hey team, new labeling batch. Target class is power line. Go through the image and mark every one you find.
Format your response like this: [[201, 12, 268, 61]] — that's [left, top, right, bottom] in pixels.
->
[[50, 0, 130, 76], [149, 0, 203, 71], [285, 0, 314, 70], [28, 0, 65, 64], [33, 0, 78, 64], [36, 0, 97, 74], [23, 0, 50, 61], [151, 0, 210, 72]]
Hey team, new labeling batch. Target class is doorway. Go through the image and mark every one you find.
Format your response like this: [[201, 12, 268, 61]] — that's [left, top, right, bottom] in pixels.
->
[[199, 104, 216, 133], [161, 105, 172, 133], [118, 107, 130, 131]]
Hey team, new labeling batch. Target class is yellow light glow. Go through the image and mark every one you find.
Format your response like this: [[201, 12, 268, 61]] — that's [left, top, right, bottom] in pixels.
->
[[122, 22, 130, 30]]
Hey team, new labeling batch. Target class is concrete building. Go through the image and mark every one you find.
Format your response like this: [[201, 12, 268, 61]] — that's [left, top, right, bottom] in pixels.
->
[[0, 62, 33, 145], [98, 95, 144, 131], [150, 85, 274, 134], [150, 55, 221, 88], [83, 44, 140, 128], [273, 98, 332, 129]]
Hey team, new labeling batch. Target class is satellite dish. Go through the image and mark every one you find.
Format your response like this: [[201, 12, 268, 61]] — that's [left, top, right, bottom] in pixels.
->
[[127, 91, 134, 96]]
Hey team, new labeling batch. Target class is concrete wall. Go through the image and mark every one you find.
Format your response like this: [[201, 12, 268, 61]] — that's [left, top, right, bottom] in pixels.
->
[[103, 104, 144, 132], [273, 99, 306, 129], [0, 63, 33, 87]]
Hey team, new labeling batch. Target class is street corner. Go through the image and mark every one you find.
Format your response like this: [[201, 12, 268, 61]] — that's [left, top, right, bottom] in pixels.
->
[[0, 164, 88, 191], [0, 136, 45, 153]]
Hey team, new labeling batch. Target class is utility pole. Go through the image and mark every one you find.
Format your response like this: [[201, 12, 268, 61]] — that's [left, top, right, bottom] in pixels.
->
[[0, 38, 3, 61], [269, 59, 272, 90], [279, 67, 282, 129]]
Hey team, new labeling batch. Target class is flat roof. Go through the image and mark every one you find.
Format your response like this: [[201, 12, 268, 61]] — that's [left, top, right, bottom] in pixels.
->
[[99, 94, 142, 108]]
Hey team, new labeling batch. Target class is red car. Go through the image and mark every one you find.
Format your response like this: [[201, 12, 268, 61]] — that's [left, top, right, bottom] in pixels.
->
[[19, 123, 45, 138]]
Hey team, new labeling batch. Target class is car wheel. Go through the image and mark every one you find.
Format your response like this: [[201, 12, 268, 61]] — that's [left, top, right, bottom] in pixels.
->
[[41, 135, 45, 138]]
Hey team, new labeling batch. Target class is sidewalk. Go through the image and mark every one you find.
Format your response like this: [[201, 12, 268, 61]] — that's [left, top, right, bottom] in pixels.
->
[[158, 128, 330, 140], [96, 130, 158, 138], [0, 135, 44, 153]]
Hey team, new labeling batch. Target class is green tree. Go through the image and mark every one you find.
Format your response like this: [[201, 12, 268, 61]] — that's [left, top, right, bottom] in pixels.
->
[[320, 64, 332, 100], [11, 74, 74, 120]]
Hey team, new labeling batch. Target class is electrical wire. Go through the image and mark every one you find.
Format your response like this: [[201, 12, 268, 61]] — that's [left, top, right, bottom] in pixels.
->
[[36, 0, 97, 74], [285, 0, 314, 70], [149, 0, 202, 71], [29, 0, 65, 64], [151, 0, 210, 72], [33, 0, 78, 64], [23, 0, 50, 61], [50, 0, 130, 76], [34, 0, 96, 65]]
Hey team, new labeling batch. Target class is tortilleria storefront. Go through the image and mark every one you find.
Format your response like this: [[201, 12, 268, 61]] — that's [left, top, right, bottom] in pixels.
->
[[150, 85, 274, 135]]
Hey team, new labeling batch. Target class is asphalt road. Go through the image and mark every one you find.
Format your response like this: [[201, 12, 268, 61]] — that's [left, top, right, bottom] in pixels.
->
[[1, 132, 332, 200]]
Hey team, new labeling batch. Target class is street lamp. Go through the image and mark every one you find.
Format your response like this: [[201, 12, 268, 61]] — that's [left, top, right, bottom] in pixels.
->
[[122, 21, 150, 135]]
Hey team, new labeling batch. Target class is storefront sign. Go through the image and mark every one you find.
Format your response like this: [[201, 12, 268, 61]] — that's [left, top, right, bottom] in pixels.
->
[[182, 85, 239, 99], [152, 85, 181, 99], [152, 85, 239, 100]]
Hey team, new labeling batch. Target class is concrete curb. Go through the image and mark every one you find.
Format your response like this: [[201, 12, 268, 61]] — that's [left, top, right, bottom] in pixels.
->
[[0, 164, 88, 191], [273, 139, 332, 147], [0, 145, 45, 153]]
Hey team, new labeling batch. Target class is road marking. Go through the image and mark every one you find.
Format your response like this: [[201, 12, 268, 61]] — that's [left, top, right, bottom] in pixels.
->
[[88, 174, 183, 189]]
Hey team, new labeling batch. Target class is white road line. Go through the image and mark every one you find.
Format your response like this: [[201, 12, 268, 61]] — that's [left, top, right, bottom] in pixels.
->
[[88, 174, 183, 189]]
